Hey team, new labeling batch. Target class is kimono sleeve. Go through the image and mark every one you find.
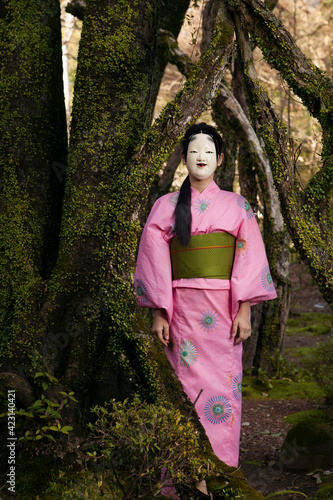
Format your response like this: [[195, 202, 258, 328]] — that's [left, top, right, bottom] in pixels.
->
[[230, 198, 277, 319], [134, 196, 174, 323]]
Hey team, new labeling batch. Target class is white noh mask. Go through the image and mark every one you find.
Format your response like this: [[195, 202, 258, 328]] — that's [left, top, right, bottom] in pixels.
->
[[183, 133, 222, 181]]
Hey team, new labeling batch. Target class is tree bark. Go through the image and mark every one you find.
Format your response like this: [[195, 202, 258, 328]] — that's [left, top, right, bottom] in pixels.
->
[[148, 144, 182, 212], [0, 0, 67, 377], [0, 0, 192, 406], [0, 0, 236, 407]]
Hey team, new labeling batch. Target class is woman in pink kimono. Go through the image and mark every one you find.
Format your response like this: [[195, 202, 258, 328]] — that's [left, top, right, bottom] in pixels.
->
[[134, 123, 276, 468]]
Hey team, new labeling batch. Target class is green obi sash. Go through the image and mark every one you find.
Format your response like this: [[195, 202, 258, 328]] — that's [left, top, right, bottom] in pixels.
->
[[170, 232, 236, 280]]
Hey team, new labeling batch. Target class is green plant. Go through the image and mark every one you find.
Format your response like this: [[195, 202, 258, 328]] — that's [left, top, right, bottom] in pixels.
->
[[45, 469, 120, 499], [265, 491, 307, 499], [86, 395, 208, 499], [274, 350, 304, 381], [0, 371, 77, 442], [220, 487, 243, 499], [305, 339, 333, 404]]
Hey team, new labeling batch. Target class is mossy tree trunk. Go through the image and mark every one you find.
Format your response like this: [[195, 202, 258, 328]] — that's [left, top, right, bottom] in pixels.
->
[[64, 0, 236, 408], [46, 0, 171, 409], [0, 0, 67, 390]]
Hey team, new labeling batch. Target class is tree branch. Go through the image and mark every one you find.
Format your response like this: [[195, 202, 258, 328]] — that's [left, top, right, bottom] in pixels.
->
[[232, 0, 333, 115], [157, 29, 194, 77], [65, 0, 86, 20], [216, 83, 285, 232], [147, 144, 182, 212], [232, 8, 333, 305], [231, 0, 333, 208]]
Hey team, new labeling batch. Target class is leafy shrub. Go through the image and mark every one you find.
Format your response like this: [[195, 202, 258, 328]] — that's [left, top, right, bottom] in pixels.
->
[[306, 339, 333, 404], [45, 470, 120, 499], [87, 395, 208, 499]]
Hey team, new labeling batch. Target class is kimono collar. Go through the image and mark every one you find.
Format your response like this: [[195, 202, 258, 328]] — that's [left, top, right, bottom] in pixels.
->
[[190, 180, 220, 203]]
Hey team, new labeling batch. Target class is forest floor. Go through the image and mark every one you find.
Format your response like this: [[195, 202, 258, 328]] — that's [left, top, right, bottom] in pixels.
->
[[239, 260, 333, 499]]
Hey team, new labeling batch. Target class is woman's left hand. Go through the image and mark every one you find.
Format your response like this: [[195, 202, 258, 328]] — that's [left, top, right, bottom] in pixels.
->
[[232, 301, 251, 344]]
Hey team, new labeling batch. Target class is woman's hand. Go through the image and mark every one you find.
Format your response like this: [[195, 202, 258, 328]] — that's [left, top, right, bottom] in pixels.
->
[[232, 301, 251, 345], [152, 309, 170, 346]]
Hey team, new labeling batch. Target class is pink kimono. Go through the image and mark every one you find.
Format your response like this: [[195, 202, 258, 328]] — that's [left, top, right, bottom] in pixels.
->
[[134, 181, 276, 467]]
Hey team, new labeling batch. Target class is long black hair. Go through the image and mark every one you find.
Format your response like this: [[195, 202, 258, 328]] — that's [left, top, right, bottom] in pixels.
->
[[174, 123, 223, 246]]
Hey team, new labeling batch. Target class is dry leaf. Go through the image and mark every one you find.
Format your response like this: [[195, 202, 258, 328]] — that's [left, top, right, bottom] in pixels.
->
[[196, 479, 209, 495]]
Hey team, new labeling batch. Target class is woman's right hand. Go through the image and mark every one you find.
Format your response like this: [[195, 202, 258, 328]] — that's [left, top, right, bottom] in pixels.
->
[[152, 309, 170, 346]]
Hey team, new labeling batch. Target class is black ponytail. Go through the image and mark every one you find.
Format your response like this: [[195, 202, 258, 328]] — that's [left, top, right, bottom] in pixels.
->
[[175, 175, 192, 246], [174, 122, 223, 247]]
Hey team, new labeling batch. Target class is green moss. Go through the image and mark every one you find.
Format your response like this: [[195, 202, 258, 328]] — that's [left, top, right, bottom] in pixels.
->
[[242, 459, 266, 466], [310, 483, 333, 500], [10, 452, 65, 500], [283, 409, 333, 426], [285, 346, 316, 359], [242, 375, 325, 400], [280, 421, 333, 472], [286, 313, 333, 336], [306, 340, 333, 402]]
